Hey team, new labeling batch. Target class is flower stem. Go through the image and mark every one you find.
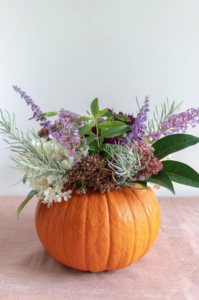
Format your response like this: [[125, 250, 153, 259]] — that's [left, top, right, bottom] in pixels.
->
[[96, 124, 99, 148]]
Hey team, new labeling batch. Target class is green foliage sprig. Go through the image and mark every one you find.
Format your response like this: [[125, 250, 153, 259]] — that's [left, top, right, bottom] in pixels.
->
[[72, 98, 130, 150]]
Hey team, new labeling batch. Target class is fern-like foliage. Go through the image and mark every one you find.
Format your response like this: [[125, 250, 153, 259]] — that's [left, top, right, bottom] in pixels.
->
[[0, 109, 67, 186]]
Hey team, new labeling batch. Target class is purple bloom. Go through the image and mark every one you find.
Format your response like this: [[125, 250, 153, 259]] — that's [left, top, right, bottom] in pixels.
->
[[49, 116, 87, 161], [125, 96, 150, 143], [97, 117, 106, 124], [13, 85, 51, 128], [147, 107, 199, 141], [59, 112, 80, 121]]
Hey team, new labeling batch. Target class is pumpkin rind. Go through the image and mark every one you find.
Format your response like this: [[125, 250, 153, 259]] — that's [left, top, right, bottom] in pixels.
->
[[35, 186, 161, 272]]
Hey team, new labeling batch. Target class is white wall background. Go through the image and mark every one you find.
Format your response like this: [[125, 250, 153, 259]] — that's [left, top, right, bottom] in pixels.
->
[[0, 0, 199, 197]]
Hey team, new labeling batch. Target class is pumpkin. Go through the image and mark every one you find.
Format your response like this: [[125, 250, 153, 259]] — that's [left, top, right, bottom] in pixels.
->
[[35, 186, 161, 273]]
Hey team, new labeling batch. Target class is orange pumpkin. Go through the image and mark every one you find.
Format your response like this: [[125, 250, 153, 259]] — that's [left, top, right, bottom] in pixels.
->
[[35, 186, 161, 273]]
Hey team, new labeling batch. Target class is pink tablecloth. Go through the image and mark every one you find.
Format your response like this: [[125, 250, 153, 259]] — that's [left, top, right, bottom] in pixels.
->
[[0, 196, 199, 300]]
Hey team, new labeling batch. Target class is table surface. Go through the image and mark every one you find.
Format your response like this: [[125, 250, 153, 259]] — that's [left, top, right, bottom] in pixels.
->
[[0, 196, 198, 300]]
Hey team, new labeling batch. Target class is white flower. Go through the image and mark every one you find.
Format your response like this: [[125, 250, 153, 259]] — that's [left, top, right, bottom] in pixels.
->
[[61, 159, 72, 170], [55, 185, 62, 194], [47, 175, 54, 184], [56, 195, 62, 202], [62, 190, 72, 201], [43, 140, 52, 154], [55, 188, 72, 202], [44, 187, 56, 202], [64, 148, 71, 156]]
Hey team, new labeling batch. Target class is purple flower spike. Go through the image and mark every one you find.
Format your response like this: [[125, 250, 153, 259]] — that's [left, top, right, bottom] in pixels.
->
[[126, 96, 150, 142], [12, 85, 51, 128], [147, 106, 199, 141]]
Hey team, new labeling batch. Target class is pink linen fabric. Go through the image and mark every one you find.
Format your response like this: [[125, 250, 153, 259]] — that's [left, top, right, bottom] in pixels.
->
[[0, 195, 198, 300]]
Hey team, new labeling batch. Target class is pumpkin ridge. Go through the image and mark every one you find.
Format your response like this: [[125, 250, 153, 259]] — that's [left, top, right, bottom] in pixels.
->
[[54, 205, 62, 258], [46, 204, 56, 257], [136, 191, 152, 256], [35, 200, 41, 237], [124, 190, 136, 266], [129, 188, 150, 257], [63, 198, 72, 268], [37, 201, 45, 244], [147, 188, 161, 229], [141, 188, 161, 252], [84, 192, 89, 271], [105, 192, 111, 271]]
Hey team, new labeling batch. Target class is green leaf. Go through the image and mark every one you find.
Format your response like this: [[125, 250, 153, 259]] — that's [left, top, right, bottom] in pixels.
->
[[23, 176, 27, 184], [95, 108, 108, 121], [100, 125, 130, 138], [119, 134, 125, 139], [88, 142, 98, 152], [72, 116, 92, 123], [103, 111, 112, 118], [79, 122, 95, 138], [115, 114, 131, 122], [86, 110, 92, 116], [98, 120, 105, 125], [36, 111, 58, 118], [102, 152, 111, 159], [91, 98, 99, 117], [86, 131, 96, 137], [153, 134, 199, 160], [146, 170, 175, 194], [45, 112, 57, 117], [98, 121, 126, 128], [35, 112, 47, 118], [99, 136, 104, 147], [106, 116, 114, 122], [162, 160, 199, 188], [17, 190, 38, 219], [86, 135, 96, 145]]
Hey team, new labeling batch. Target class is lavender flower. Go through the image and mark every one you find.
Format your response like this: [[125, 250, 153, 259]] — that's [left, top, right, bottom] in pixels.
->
[[49, 115, 87, 160], [147, 107, 199, 141], [59, 111, 81, 121], [13, 85, 51, 128], [125, 96, 150, 142]]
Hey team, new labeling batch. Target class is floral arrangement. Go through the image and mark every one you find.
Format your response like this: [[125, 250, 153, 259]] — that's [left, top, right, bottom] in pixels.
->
[[1, 86, 199, 218]]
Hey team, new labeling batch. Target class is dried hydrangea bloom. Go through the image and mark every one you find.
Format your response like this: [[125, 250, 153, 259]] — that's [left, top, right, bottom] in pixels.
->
[[135, 143, 163, 180]]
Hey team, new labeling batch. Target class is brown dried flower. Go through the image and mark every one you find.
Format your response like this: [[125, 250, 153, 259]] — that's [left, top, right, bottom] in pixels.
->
[[67, 154, 121, 194]]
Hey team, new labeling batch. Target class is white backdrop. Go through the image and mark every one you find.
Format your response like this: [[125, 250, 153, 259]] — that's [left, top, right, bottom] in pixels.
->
[[0, 0, 199, 196]]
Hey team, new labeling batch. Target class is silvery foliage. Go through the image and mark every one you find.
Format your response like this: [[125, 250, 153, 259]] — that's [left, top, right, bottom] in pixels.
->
[[106, 140, 151, 188], [0, 109, 67, 187]]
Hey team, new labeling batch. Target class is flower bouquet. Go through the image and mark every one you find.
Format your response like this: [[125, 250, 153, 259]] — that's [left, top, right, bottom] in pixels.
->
[[1, 86, 199, 272]]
